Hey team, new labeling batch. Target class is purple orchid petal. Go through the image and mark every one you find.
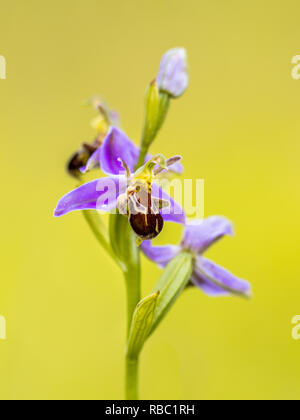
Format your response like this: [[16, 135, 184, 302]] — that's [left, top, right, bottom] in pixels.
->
[[192, 256, 251, 297], [156, 48, 188, 98], [80, 146, 101, 173], [110, 110, 120, 126], [182, 216, 234, 254], [81, 126, 184, 176], [100, 127, 141, 174], [169, 161, 184, 174], [141, 240, 180, 268], [152, 183, 186, 225], [54, 176, 127, 217], [156, 160, 184, 175]]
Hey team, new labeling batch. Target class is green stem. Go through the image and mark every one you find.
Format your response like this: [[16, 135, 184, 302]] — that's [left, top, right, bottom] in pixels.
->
[[84, 210, 141, 399], [124, 263, 141, 400], [124, 268, 141, 338], [125, 356, 139, 400], [135, 141, 149, 170]]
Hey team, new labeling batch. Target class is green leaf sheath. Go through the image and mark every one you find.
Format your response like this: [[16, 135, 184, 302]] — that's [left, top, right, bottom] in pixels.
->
[[150, 252, 194, 335], [126, 292, 160, 360]]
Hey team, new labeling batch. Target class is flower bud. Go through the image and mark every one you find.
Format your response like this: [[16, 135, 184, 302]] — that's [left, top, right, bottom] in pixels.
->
[[156, 48, 188, 98]]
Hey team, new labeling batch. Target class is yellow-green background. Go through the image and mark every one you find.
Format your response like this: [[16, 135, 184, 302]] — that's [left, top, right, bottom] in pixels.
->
[[0, 0, 299, 400]]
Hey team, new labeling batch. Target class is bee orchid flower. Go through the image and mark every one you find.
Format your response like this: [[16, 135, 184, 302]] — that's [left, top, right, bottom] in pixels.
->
[[54, 146, 186, 239], [81, 126, 184, 175], [141, 216, 251, 297], [67, 98, 119, 179]]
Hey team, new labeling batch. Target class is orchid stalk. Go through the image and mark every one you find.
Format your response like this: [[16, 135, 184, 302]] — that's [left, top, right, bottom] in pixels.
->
[[54, 48, 251, 400], [136, 48, 189, 169]]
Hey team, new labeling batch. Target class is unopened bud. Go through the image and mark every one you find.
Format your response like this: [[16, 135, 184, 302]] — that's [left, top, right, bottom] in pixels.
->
[[156, 48, 188, 98]]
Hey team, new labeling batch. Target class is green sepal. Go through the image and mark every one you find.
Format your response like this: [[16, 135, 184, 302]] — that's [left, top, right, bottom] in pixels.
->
[[156, 92, 170, 133], [126, 291, 160, 360], [135, 85, 170, 170], [143, 80, 160, 147], [143, 84, 170, 148]]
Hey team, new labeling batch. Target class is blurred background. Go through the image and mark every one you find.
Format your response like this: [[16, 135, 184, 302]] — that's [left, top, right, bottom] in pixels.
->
[[0, 0, 300, 400]]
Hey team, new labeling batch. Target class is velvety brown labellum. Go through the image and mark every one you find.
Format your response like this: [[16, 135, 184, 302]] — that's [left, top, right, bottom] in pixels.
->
[[129, 212, 164, 240]]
